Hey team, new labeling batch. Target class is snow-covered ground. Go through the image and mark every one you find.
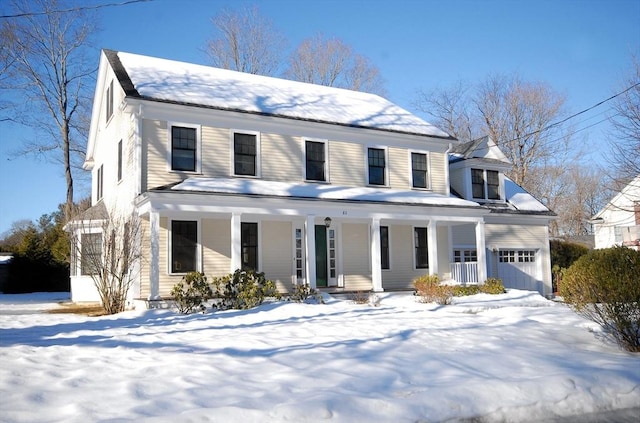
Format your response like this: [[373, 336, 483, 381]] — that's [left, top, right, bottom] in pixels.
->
[[0, 290, 638, 423]]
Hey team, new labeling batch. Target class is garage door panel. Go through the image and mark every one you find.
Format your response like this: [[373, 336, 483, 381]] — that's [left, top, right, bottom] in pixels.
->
[[497, 249, 540, 292]]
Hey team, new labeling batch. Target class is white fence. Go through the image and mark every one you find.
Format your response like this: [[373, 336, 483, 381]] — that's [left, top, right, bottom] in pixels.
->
[[450, 262, 479, 284]]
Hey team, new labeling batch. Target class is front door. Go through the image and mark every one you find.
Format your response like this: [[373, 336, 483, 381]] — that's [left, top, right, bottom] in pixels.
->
[[315, 225, 338, 288]]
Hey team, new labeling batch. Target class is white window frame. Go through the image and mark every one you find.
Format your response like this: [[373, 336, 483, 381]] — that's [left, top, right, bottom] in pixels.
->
[[166, 122, 202, 174], [366, 145, 389, 187], [79, 228, 103, 276], [408, 150, 431, 190], [96, 164, 104, 202], [105, 79, 114, 124], [230, 129, 261, 178], [303, 138, 329, 182], [167, 218, 202, 275], [470, 168, 503, 201], [380, 225, 392, 271], [413, 225, 429, 270]]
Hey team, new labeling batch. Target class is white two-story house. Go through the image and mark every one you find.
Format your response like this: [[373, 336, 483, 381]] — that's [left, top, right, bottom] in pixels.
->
[[68, 49, 555, 305], [592, 174, 640, 251]]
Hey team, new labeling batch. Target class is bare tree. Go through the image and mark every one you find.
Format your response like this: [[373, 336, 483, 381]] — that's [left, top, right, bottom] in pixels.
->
[[286, 33, 386, 96], [68, 210, 143, 314], [606, 57, 640, 183], [1, 0, 97, 221], [204, 5, 286, 76]]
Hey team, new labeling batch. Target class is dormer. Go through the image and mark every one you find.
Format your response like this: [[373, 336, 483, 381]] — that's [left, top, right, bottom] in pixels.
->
[[448, 136, 511, 204]]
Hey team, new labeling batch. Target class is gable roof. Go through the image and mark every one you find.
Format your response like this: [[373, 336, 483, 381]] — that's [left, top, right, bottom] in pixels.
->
[[104, 49, 453, 139], [592, 174, 640, 220], [450, 136, 510, 165]]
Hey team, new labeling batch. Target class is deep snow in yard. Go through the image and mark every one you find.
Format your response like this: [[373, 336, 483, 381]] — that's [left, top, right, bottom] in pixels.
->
[[0, 290, 638, 423]]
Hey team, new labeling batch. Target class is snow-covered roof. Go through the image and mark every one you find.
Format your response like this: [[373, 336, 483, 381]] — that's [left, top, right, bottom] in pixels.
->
[[449, 136, 510, 165], [503, 176, 550, 213], [108, 50, 452, 138], [165, 177, 482, 208], [592, 174, 640, 220]]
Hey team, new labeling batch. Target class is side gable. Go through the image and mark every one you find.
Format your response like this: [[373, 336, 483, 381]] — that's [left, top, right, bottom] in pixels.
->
[[592, 174, 640, 220]]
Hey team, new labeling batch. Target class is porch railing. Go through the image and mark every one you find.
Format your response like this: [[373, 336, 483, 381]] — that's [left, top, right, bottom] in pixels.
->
[[450, 262, 479, 284]]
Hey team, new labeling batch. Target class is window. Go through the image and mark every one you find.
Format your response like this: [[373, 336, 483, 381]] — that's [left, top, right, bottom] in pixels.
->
[[241, 222, 258, 270], [453, 249, 477, 263], [380, 226, 390, 270], [487, 170, 500, 199], [105, 80, 113, 123], [234, 132, 258, 176], [472, 168, 501, 200], [414, 227, 429, 269], [614, 226, 623, 243], [498, 250, 536, 263], [411, 152, 428, 189], [472, 169, 484, 199], [81, 233, 102, 275], [305, 140, 326, 181], [171, 126, 197, 172], [117, 140, 122, 182], [171, 220, 198, 273], [368, 147, 386, 185], [96, 165, 103, 201]]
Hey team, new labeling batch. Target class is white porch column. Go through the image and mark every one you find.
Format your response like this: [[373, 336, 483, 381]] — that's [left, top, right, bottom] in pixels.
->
[[305, 215, 317, 289], [149, 209, 160, 300], [370, 218, 383, 292], [428, 220, 439, 276], [475, 220, 487, 283], [230, 213, 242, 272]]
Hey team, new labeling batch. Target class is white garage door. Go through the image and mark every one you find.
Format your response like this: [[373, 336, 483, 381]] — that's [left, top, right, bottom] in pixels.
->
[[497, 249, 541, 292]]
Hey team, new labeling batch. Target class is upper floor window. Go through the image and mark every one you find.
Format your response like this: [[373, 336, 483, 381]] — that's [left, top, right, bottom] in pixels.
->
[[411, 152, 428, 189], [171, 220, 198, 274], [305, 140, 327, 182], [472, 168, 501, 200], [414, 227, 429, 269], [233, 131, 259, 177], [105, 80, 113, 123], [171, 125, 198, 172], [368, 147, 386, 186], [96, 165, 103, 201], [117, 140, 123, 182]]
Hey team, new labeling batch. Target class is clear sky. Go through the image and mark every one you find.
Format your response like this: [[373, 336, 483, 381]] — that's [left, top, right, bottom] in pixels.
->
[[0, 0, 638, 235]]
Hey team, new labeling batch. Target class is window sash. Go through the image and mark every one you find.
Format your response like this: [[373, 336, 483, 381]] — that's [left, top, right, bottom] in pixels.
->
[[97, 165, 103, 201], [171, 126, 197, 171], [368, 148, 386, 185], [171, 220, 197, 273], [81, 233, 102, 275], [414, 227, 429, 269], [117, 140, 122, 182], [380, 226, 390, 270], [411, 152, 428, 188], [234, 133, 257, 176], [471, 168, 484, 198], [487, 170, 500, 199], [305, 141, 326, 181], [106, 80, 113, 123], [241, 222, 258, 271]]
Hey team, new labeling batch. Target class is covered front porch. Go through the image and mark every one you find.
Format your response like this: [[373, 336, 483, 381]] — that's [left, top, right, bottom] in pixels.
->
[[135, 178, 491, 299]]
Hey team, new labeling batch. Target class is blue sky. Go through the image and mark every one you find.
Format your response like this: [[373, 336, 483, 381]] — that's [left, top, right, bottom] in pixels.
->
[[0, 0, 638, 235]]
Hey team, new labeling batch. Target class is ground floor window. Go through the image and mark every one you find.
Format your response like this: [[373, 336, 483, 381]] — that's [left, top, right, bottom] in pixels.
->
[[171, 220, 197, 273], [414, 227, 428, 269], [241, 222, 258, 271], [380, 226, 390, 269], [454, 249, 477, 263], [81, 232, 102, 275]]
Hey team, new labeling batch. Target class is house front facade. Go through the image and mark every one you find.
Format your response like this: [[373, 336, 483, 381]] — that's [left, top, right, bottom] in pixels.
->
[[68, 50, 555, 305], [592, 174, 640, 251]]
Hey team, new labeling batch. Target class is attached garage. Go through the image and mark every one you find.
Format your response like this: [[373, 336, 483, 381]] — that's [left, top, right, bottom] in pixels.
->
[[496, 249, 543, 292]]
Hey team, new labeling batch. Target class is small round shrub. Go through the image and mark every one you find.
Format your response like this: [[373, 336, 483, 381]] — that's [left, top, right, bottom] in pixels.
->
[[289, 282, 324, 304], [559, 246, 640, 352], [452, 285, 480, 297], [414, 274, 452, 305], [480, 278, 506, 294], [171, 271, 213, 314], [212, 269, 281, 310]]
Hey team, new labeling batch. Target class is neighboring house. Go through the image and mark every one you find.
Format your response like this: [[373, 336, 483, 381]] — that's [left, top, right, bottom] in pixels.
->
[[592, 174, 640, 251], [67, 49, 555, 306]]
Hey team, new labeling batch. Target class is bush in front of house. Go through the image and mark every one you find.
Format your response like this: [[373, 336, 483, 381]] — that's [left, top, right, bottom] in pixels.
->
[[550, 239, 590, 292], [289, 282, 324, 304], [212, 269, 280, 310], [171, 271, 213, 314], [479, 278, 506, 294], [558, 246, 640, 352], [414, 274, 453, 305]]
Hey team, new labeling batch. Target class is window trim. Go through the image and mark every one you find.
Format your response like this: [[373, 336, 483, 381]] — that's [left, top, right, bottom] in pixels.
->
[[303, 138, 329, 182], [80, 231, 102, 276], [117, 139, 123, 183], [409, 150, 430, 190], [96, 164, 104, 202], [413, 226, 429, 270], [105, 80, 113, 124], [230, 129, 261, 178], [167, 122, 201, 174], [366, 146, 389, 187], [168, 219, 201, 275]]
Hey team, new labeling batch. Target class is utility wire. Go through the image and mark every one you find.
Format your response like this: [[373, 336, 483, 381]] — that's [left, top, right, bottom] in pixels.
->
[[0, 0, 155, 19]]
